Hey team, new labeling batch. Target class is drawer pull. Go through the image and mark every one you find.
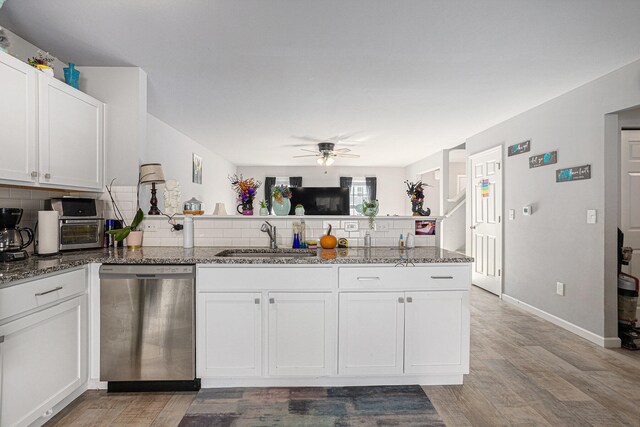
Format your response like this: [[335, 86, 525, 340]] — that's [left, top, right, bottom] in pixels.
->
[[357, 277, 380, 281], [430, 276, 454, 279], [254, 298, 260, 305], [35, 286, 63, 296], [269, 298, 275, 304], [398, 297, 404, 303]]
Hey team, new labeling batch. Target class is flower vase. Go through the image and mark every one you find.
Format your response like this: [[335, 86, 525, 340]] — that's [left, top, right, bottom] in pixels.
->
[[63, 63, 80, 89], [259, 207, 269, 216], [272, 197, 291, 216], [126, 230, 143, 249], [237, 200, 254, 216]]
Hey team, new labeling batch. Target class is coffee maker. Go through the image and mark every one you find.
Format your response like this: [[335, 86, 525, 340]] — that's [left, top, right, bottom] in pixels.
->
[[0, 208, 34, 262]]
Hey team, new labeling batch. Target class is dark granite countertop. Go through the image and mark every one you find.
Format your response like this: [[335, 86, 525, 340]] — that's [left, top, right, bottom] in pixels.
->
[[0, 246, 473, 287]]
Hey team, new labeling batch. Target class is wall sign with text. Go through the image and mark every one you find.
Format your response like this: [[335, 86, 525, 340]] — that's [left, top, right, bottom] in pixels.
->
[[529, 151, 558, 168], [508, 140, 531, 157], [556, 164, 591, 183]]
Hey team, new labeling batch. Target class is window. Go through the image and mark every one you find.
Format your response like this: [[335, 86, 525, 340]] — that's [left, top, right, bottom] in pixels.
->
[[349, 178, 369, 215], [275, 177, 290, 186]]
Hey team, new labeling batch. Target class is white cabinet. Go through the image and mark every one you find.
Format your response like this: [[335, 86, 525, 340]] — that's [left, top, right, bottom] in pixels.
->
[[38, 74, 104, 190], [338, 292, 404, 375], [0, 51, 104, 191], [198, 292, 263, 377], [338, 290, 470, 377], [268, 292, 334, 376], [0, 295, 87, 427], [0, 51, 37, 184], [404, 291, 470, 374]]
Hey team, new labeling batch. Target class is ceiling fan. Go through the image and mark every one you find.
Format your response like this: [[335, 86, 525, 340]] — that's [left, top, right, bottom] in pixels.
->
[[293, 142, 360, 166]]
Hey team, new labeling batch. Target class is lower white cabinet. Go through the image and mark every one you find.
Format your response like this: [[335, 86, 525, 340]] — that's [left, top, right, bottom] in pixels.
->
[[198, 292, 263, 377], [0, 295, 87, 427], [339, 290, 470, 376], [338, 292, 405, 375], [268, 292, 334, 376], [404, 291, 470, 374]]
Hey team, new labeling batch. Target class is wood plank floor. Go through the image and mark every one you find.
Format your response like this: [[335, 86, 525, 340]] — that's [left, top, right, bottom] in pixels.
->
[[46, 286, 640, 426]]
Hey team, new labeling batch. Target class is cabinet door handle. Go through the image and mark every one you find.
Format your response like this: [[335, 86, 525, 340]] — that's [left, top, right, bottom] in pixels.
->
[[430, 276, 453, 279], [269, 298, 275, 304], [254, 298, 260, 305], [44, 173, 51, 179], [398, 297, 404, 303], [406, 297, 413, 303], [357, 277, 380, 281], [0, 335, 4, 343], [31, 171, 38, 178], [35, 286, 63, 296]]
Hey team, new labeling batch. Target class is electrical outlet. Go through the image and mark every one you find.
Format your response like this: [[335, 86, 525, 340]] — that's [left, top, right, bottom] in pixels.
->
[[144, 223, 158, 232], [556, 282, 565, 296], [508, 209, 515, 220], [374, 222, 389, 232]]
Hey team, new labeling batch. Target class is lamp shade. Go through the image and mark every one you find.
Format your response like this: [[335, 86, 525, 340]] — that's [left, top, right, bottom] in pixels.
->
[[139, 163, 165, 184]]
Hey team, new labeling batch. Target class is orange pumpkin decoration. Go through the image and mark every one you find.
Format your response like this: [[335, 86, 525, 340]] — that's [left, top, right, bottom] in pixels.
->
[[320, 249, 337, 260], [320, 224, 338, 249]]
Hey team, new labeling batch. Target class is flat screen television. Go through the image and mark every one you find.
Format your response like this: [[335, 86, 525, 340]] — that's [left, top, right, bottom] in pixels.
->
[[289, 187, 350, 215]]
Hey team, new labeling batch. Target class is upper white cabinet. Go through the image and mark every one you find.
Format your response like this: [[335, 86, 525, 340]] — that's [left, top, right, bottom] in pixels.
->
[[0, 52, 37, 184], [38, 75, 104, 190], [0, 51, 105, 191]]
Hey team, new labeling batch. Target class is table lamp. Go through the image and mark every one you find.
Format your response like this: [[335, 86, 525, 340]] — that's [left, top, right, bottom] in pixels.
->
[[139, 163, 165, 215]]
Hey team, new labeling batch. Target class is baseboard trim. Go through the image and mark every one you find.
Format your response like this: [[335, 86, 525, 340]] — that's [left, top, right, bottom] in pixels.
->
[[501, 294, 621, 348]]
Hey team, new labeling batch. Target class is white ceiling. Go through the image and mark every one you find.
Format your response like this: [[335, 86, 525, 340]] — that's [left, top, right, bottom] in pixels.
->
[[2, 0, 640, 167]]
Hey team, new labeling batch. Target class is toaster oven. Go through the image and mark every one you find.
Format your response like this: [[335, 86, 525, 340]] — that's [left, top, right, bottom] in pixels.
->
[[46, 198, 104, 250]]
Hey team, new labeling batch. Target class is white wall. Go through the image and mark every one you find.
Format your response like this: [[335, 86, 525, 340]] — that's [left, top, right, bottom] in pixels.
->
[[465, 58, 640, 339], [77, 67, 148, 186], [420, 170, 440, 216], [236, 166, 406, 216], [143, 114, 237, 214], [448, 162, 466, 199]]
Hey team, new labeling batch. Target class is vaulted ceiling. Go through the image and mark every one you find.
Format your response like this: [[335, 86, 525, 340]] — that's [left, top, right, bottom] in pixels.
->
[[2, 0, 640, 166]]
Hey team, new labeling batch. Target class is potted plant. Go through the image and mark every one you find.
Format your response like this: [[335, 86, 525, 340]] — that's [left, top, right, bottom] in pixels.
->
[[271, 184, 292, 216], [27, 50, 55, 76], [258, 199, 269, 216], [105, 178, 145, 248], [229, 174, 261, 215]]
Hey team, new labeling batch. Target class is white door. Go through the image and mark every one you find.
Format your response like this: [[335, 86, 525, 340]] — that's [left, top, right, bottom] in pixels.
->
[[38, 74, 104, 190], [621, 130, 640, 276], [268, 292, 334, 376], [338, 292, 405, 376], [0, 296, 87, 427], [198, 292, 262, 377], [469, 146, 503, 295], [0, 52, 37, 185], [404, 291, 470, 375]]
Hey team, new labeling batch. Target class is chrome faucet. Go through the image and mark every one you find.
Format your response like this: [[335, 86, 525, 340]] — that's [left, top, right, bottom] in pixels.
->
[[260, 221, 277, 249]]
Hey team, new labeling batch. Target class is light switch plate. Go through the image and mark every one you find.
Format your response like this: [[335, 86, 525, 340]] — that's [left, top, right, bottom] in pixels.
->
[[343, 221, 359, 232], [587, 209, 597, 224], [556, 282, 565, 296], [508, 209, 515, 220]]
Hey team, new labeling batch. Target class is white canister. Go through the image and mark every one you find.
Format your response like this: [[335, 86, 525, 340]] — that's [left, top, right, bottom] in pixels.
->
[[37, 211, 59, 255], [183, 215, 194, 249]]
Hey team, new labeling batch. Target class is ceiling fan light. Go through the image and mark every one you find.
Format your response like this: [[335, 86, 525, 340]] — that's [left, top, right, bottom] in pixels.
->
[[317, 157, 325, 165], [325, 157, 335, 166]]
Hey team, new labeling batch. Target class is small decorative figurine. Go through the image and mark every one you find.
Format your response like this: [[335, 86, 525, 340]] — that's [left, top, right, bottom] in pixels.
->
[[405, 180, 431, 216]]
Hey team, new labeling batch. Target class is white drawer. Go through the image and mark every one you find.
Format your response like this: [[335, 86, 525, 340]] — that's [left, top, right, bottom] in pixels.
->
[[0, 267, 87, 322], [198, 266, 336, 291], [338, 265, 470, 291]]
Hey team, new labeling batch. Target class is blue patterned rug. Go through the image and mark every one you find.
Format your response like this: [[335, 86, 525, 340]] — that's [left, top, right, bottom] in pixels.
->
[[179, 385, 445, 426]]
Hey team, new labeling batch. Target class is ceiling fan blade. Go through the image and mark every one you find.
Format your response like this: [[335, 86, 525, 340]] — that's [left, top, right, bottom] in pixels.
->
[[291, 135, 326, 143], [336, 153, 360, 158], [293, 154, 321, 158], [334, 148, 351, 153], [300, 148, 319, 153]]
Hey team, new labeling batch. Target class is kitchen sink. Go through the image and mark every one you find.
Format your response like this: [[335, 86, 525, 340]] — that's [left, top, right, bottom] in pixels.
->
[[216, 249, 317, 258]]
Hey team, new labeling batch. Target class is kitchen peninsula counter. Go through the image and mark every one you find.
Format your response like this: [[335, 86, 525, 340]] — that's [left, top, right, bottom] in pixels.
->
[[0, 246, 472, 286]]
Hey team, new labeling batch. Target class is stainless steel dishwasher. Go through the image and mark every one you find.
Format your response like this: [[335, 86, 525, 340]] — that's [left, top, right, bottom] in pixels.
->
[[99, 264, 199, 392]]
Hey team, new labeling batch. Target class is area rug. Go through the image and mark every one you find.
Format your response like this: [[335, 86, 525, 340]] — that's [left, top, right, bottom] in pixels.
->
[[178, 385, 445, 426]]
